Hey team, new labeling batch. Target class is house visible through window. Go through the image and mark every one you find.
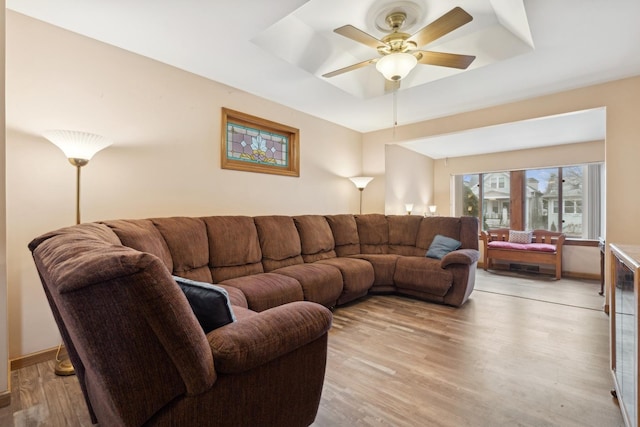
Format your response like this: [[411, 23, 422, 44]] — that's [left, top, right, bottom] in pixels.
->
[[453, 163, 604, 239]]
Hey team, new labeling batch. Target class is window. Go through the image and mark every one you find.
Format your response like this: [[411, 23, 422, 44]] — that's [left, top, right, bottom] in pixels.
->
[[460, 174, 480, 217], [489, 176, 506, 189], [564, 201, 575, 213], [525, 168, 558, 232], [561, 165, 584, 237], [482, 173, 511, 229], [453, 163, 604, 239]]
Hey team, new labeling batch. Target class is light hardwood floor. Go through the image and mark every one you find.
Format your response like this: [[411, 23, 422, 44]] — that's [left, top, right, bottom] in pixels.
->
[[1, 269, 623, 426]]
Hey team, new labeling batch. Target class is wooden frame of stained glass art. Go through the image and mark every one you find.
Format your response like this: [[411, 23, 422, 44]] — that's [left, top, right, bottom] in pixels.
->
[[221, 108, 300, 177]]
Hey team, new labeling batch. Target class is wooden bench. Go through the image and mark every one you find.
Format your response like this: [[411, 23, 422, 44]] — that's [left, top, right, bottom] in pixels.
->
[[481, 229, 566, 279]]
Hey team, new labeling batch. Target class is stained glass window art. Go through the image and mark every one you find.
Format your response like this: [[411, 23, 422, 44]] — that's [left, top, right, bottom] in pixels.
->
[[227, 123, 289, 168], [221, 108, 299, 177]]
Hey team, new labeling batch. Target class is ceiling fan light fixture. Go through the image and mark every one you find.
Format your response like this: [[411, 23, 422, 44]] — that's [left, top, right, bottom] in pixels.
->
[[376, 52, 417, 81]]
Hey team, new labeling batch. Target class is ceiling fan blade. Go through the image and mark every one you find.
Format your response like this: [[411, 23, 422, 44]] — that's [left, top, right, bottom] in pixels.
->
[[322, 58, 379, 78], [407, 7, 473, 48], [334, 25, 385, 49], [416, 50, 476, 69]]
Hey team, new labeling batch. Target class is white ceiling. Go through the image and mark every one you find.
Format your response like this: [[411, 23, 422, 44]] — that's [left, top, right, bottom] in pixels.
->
[[7, 0, 640, 157], [253, 0, 534, 99], [400, 107, 606, 159]]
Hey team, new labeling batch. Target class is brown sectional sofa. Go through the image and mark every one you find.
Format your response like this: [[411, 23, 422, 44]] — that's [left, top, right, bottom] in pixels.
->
[[28, 213, 479, 426], [103, 213, 479, 309]]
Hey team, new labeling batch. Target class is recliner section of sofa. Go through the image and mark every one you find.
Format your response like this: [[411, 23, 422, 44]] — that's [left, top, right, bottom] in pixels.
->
[[29, 222, 333, 427]]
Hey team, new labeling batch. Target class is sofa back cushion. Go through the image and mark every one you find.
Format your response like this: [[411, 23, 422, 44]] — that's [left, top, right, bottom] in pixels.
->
[[102, 219, 174, 271], [293, 215, 337, 262], [415, 217, 462, 252], [325, 214, 360, 256], [388, 215, 424, 256], [356, 214, 389, 254], [254, 216, 304, 272], [202, 216, 264, 282], [459, 216, 480, 250], [152, 217, 212, 282]]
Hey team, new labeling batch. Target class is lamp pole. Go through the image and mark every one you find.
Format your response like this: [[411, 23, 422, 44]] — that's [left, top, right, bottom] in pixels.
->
[[43, 130, 112, 376], [68, 158, 88, 224]]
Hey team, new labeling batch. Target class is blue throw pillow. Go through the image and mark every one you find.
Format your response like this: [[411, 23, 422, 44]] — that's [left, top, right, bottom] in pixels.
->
[[173, 276, 236, 333], [426, 235, 462, 259]]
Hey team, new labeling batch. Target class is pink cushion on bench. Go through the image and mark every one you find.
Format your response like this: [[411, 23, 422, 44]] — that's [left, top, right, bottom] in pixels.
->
[[523, 243, 556, 252], [487, 241, 525, 250], [487, 241, 556, 252]]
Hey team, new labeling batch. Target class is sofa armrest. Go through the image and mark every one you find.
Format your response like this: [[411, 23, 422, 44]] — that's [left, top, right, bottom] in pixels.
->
[[207, 301, 332, 374], [440, 249, 480, 268]]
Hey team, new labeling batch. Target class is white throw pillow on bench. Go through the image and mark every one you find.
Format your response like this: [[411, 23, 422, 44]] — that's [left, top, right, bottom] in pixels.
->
[[508, 230, 533, 244]]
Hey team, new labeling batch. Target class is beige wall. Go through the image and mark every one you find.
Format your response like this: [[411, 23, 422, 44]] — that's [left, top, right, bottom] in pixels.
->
[[6, 12, 363, 358], [385, 144, 434, 216], [1, 0, 9, 399]]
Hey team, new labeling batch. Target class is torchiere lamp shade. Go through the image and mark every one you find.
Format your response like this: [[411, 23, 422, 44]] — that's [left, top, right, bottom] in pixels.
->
[[43, 130, 112, 163], [348, 176, 373, 214]]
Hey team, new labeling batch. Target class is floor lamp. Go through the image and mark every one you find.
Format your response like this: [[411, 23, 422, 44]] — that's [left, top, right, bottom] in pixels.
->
[[43, 130, 113, 376], [348, 176, 373, 214]]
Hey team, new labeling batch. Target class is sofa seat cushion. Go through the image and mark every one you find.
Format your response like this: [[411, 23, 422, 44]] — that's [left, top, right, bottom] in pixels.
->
[[220, 273, 303, 312], [230, 306, 257, 321], [351, 254, 400, 288], [216, 284, 248, 308], [487, 241, 556, 252], [394, 257, 453, 297], [315, 258, 374, 305], [272, 263, 343, 308]]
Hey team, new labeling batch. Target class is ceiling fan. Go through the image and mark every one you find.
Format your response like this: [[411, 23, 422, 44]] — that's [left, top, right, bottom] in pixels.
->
[[322, 6, 476, 82]]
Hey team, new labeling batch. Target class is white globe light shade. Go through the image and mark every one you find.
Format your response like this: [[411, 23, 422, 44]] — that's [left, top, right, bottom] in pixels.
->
[[376, 53, 418, 81]]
